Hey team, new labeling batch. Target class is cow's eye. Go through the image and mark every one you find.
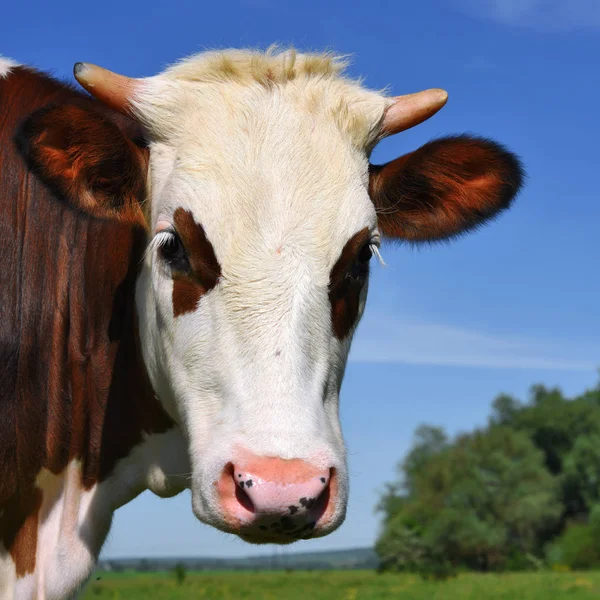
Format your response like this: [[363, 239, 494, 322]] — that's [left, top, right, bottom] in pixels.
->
[[158, 233, 190, 271], [350, 243, 373, 280], [357, 243, 373, 265]]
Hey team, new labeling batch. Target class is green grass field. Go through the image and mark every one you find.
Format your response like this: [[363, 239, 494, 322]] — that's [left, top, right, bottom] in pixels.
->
[[81, 570, 600, 599]]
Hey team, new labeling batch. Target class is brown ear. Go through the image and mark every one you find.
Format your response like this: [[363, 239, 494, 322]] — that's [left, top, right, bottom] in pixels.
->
[[16, 103, 148, 223], [369, 135, 524, 242]]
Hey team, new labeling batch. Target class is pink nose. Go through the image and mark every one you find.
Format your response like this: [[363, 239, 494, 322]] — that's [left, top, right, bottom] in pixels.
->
[[217, 454, 335, 541], [235, 464, 329, 515]]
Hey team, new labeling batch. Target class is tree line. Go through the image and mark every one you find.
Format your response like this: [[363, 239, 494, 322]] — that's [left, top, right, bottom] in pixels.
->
[[376, 380, 600, 576]]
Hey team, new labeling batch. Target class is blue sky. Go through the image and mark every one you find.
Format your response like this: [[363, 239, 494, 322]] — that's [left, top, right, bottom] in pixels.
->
[[3, 0, 599, 559]]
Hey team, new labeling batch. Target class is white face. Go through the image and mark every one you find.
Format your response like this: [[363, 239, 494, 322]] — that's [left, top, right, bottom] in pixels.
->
[[134, 61, 386, 542]]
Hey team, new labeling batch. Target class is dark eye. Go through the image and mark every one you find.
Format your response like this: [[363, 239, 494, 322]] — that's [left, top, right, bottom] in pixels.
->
[[357, 243, 373, 265], [350, 243, 373, 280], [159, 233, 190, 271]]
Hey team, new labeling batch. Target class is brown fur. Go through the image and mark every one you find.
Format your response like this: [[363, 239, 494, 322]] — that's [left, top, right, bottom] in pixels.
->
[[17, 97, 148, 225], [0, 66, 171, 577], [329, 228, 370, 339], [0, 489, 42, 577], [173, 273, 204, 317], [369, 135, 524, 242], [171, 208, 221, 317]]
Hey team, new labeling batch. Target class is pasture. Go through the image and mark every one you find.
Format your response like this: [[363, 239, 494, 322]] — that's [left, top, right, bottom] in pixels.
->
[[82, 570, 600, 599]]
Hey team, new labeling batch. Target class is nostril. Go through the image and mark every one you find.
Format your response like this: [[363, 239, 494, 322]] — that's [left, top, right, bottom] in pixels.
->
[[233, 475, 255, 513], [309, 469, 332, 522]]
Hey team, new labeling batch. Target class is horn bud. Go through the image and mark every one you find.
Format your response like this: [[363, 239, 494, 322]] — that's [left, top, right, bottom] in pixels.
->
[[73, 62, 138, 115]]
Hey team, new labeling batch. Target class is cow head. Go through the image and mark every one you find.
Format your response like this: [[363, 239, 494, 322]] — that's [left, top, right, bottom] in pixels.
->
[[19, 50, 523, 543]]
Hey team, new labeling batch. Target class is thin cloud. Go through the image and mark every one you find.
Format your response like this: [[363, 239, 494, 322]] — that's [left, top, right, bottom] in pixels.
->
[[452, 0, 600, 31], [350, 312, 599, 371]]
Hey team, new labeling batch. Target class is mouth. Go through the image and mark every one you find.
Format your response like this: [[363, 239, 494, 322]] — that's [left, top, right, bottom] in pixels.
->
[[233, 483, 331, 543], [239, 523, 316, 544]]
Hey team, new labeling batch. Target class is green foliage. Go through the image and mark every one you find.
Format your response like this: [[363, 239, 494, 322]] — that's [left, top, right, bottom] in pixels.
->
[[377, 426, 560, 573], [402, 426, 449, 497], [546, 505, 600, 570], [173, 563, 187, 585], [377, 380, 600, 574], [547, 523, 600, 570], [564, 436, 600, 508], [375, 513, 456, 579], [490, 383, 600, 521]]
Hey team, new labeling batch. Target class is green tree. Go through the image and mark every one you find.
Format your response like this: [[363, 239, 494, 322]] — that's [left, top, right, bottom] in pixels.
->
[[564, 434, 600, 508], [490, 383, 600, 523], [378, 426, 448, 526], [378, 378, 600, 574], [402, 426, 449, 494], [377, 427, 561, 572]]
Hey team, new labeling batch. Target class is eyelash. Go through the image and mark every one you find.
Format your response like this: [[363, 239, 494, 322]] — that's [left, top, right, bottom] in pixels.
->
[[148, 230, 191, 271], [146, 230, 176, 258], [370, 243, 385, 266]]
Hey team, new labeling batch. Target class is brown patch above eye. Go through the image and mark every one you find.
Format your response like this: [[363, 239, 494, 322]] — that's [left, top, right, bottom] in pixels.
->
[[329, 227, 371, 339], [171, 208, 222, 317]]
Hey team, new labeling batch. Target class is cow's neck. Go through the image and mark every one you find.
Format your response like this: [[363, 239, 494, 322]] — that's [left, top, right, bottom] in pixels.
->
[[2, 426, 189, 600], [0, 183, 189, 597]]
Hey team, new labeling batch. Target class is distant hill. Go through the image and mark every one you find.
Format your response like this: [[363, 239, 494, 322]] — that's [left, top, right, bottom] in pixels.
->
[[99, 547, 379, 572]]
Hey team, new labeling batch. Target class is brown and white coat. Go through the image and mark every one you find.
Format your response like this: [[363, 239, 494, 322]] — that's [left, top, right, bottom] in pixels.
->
[[0, 50, 523, 599]]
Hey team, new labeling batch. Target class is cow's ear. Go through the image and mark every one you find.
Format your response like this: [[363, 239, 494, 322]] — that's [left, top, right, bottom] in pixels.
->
[[16, 103, 148, 223], [369, 135, 524, 242]]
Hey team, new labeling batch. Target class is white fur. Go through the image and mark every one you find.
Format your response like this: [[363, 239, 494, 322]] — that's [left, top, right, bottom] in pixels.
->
[[2, 429, 188, 600], [0, 56, 18, 79], [15, 461, 97, 600], [0, 542, 16, 600], [133, 49, 388, 536]]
